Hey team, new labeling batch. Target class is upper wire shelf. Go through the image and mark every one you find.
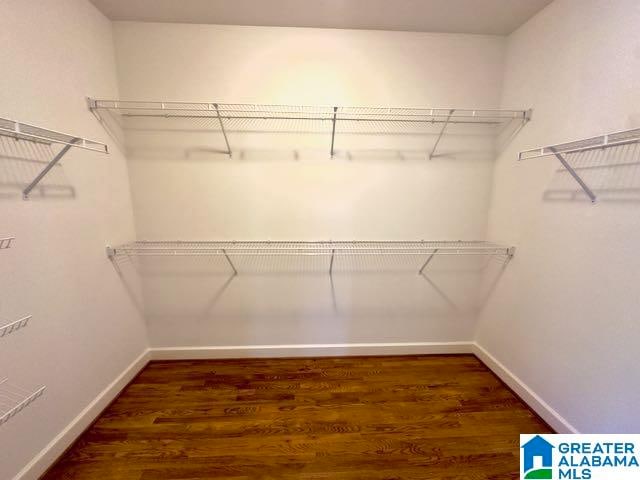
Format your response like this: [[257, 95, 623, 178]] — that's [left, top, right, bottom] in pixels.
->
[[519, 127, 640, 203], [0, 117, 108, 199], [0, 378, 45, 426], [0, 237, 14, 250], [0, 316, 32, 338], [89, 99, 531, 159]]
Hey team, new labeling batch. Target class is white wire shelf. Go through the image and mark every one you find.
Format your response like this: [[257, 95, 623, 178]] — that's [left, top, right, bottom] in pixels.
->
[[0, 117, 108, 199], [0, 378, 45, 426], [0, 316, 32, 338], [0, 237, 14, 250], [89, 98, 531, 159], [107, 240, 515, 275], [519, 127, 640, 203]]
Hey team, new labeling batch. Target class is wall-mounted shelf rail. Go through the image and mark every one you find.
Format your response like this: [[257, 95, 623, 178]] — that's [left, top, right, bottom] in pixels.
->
[[0, 237, 14, 250], [0, 378, 45, 426], [519, 127, 640, 203], [107, 240, 515, 275], [89, 99, 531, 159], [0, 117, 108, 199], [0, 316, 32, 338]]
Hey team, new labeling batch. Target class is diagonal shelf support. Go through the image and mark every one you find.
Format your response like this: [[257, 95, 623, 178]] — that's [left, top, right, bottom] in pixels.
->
[[0, 116, 108, 200], [213, 103, 232, 158], [23, 138, 80, 199], [329, 248, 336, 276], [429, 110, 454, 160], [550, 147, 597, 203], [330, 106, 338, 157], [221, 249, 238, 275], [418, 248, 439, 274]]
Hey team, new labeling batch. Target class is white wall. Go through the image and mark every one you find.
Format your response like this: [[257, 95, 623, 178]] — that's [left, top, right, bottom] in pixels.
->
[[476, 0, 640, 433], [0, 1, 148, 478], [111, 22, 510, 348]]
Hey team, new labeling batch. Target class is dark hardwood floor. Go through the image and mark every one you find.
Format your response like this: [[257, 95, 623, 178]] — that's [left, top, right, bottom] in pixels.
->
[[43, 355, 551, 479]]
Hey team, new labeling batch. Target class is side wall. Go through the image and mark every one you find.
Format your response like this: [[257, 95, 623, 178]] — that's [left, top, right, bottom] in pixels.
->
[[112, 22, 508, 348], [476, 0, 640, 433], [0, 1, 148, 478]]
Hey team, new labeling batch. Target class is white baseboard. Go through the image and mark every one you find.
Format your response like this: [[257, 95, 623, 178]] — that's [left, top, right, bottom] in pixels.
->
[[472, 342, 578, 434], [14, 349, 151, 480], [150, 341, 474, 360]]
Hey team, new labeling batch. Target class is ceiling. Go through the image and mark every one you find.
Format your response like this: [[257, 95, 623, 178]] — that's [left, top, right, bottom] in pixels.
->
[[89, 0, 554, 35]]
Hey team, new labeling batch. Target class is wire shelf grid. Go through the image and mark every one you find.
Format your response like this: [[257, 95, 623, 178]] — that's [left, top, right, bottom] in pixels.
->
[[0, 117, 107, 154], [0, 237, 14, 250], [519, 127, 640, 203], [0, 378, 45, 426], [0, 117, 109, 199], [89, 98, 530, 158], [0, 316, 32, 338], [519, 128, 640, 160], [91, 100, 528, 124], [108, 240, 512, 256]]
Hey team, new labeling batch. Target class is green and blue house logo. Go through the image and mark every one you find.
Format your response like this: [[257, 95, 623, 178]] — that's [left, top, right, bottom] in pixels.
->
[[522, 435, 554, 479], [520, 434, 640, 480]]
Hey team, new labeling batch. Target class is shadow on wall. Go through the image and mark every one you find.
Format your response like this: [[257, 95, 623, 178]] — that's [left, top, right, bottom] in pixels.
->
[[0, 136, 75, 200], [544, 142, 640, 203], [110, 253, 510, 342]]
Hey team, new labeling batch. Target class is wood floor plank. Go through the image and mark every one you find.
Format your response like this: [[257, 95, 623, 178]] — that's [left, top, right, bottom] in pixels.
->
[[42, 355, 551, 479]]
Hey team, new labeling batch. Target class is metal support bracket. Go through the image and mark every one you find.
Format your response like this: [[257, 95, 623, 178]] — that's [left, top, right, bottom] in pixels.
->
[[23, 138, 80, 199], [330, 106, 338, 157], [550, 147, 597, 203], [213, 103, 232, 158], [329, 248, 336, 276], [106, 246, 117, 260], [429, 110, 454, 160], [221, 249, 238, 275], [418, 248, 439, 274]]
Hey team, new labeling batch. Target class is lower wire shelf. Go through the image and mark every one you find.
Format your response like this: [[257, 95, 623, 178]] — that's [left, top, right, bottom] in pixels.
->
[[0, 378, 45, 426], [107, 240, 515, 274]]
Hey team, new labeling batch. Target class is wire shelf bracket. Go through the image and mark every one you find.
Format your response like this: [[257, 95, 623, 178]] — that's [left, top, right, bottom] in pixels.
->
[[0, 237, 15, 250], [518, 127, 640, 204], [0, 117, 109, 199], [0, 378, 46, 426], [0, 315, 32, 338]]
